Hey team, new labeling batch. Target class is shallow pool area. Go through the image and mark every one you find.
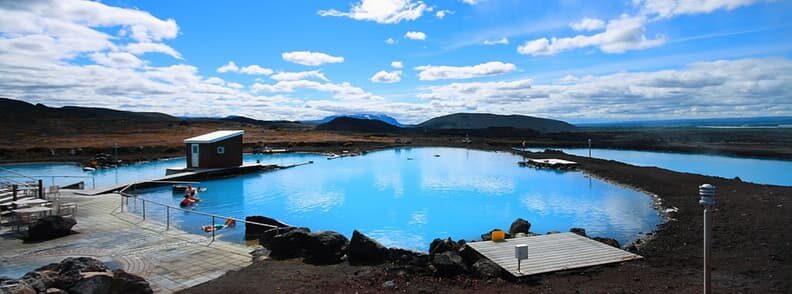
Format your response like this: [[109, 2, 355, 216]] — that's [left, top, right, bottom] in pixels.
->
[[112, 147, 659, 251], [519, 148, 792, 186]]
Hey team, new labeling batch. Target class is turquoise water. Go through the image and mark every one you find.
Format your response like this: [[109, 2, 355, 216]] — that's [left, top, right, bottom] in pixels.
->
[[520, 148, 792, 186], [119, 148, 659, 250], [0, 154, 313, 189], [2, 148, 662, 251]]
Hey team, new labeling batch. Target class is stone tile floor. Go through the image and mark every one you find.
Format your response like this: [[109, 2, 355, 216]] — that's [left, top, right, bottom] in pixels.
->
[[0, 192, 253, 293]]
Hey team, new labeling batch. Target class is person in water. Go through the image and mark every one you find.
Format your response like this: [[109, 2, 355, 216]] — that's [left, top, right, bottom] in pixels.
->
[[203, 218, 236, 232], [180, 194, 195, 207]]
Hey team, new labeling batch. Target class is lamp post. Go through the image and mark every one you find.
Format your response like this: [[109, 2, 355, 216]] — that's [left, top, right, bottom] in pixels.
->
[[699, 184, 716, 294], [587, 138, 592, 158]]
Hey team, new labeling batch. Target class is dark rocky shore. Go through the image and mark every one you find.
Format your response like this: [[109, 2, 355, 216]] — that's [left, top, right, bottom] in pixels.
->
[[181, 149, 791, 293]]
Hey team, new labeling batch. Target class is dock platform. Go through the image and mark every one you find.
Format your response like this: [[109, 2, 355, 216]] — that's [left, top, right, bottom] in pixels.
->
[[519, 158, 579, 169], [467, 233, 642, 277], [75, 164, 281, 196]]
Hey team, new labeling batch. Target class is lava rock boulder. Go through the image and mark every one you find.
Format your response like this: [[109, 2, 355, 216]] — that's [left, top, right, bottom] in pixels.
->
[[27, 216, 76, 241], [304, 231, 349, 264], [347, 230, 389, 265], [508, 218, 531, 236], [430, 251, 467, 277]]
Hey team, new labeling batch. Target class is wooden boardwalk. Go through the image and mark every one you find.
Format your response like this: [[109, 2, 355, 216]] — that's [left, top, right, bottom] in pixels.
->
[[467, 233, 642, 277]]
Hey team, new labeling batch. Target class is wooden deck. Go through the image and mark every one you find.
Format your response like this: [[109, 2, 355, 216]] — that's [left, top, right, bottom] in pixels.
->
[[467, 233, 642, 277]]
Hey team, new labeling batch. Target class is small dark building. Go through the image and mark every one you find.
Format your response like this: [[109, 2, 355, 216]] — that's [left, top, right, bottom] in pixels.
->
[[184, 130, 244, 169]]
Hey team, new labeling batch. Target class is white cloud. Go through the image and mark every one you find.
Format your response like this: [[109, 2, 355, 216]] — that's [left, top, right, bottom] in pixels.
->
[[435, 10, 452, 18], [318, 0, 428, 24], [415, 61, 516, 81], [204, 77, 225, 85], [570, 17, 606, 31], [217, 61, 239, 73], [483, 37, 509, 45], [461, 0, 479, 4], [239, 64, 273, 75], [391, 61, 403, 69], [634, 0, 765, 18], [418, 58, 792, 120], [370, 70, 402, 83], [90, 52, 144, 68], [517, 15, 665, 56], [271, 70, 329, 81], [251, 80, 383, 100], [125, 42, 182, 59], [282, 51, 344, 66], [404, 31, 427, 40], [385, 37, 397, 45]]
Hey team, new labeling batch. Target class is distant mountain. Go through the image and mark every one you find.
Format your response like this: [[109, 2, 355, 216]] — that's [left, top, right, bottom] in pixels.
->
[[417, 113, 576, 133], [219, 115, 307, 129], [304, 114, 404, 127], [315, 117, 403, 133], [0, 98, 175, 121], [576, 116, 792, 128]]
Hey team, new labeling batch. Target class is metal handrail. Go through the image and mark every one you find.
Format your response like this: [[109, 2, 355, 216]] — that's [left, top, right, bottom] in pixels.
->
[[0, 175, 96, 189], [0, 166, 38, 181], [117, 181, 282, 241]]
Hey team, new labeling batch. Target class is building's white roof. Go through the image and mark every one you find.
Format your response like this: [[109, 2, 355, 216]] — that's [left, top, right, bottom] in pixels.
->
[[184, 130, 244, 144]]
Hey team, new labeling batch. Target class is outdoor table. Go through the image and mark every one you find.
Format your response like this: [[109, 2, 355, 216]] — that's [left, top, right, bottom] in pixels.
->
[[12, 206, 53, 220], [11, 199, 50, 206]]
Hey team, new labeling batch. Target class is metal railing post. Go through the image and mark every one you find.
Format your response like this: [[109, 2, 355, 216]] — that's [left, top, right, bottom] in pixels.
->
[[120, 195, 124, 212], [11, 184, 17, 201], [142, 199, 146, 220], [38, 179, 44, 199], [211, 216, 216, 241], [92, 177, 96, 189], [166, 206, 170, 230], [699, 184, 716, 294]]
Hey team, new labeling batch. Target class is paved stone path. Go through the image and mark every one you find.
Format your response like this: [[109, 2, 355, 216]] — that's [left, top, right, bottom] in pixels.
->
[[0, 192, 252, 293]]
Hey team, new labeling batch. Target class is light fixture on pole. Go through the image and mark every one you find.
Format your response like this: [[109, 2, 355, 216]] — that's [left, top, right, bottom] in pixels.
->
[[699, 184, 716, 294], [587, 138, 592, 158]]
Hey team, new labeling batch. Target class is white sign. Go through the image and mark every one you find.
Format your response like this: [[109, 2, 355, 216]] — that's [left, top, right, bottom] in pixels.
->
[[515, 244, 528, 260]]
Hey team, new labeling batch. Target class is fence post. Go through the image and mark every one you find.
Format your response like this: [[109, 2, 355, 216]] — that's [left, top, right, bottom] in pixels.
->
[[142, 200, 146, 220], [211, 216, 216, 241], [12, 184, 17, 201], [92, 177, 96, 189], [120, 195, 124, 212], [166, 206, 170, 230], [38, 179, 44, 199]]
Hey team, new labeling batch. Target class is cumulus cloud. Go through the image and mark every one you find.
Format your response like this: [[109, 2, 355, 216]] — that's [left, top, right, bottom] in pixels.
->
[[216, 61, 272, 75], [391, 61, 403, 69], [435, 10, 452, 18], [270, 70, 329, 81], [125, 42, 182, 59], [461, 0, 479, 4], [483, 37, 509, 45], [570, 17, 606, 31], [385, 37, 397, 45], [370, 70, 402, 83], [90, 52, 144, 68], [282, 51, 344, 66], [517, 15, 665, 56], [418, 58, 792, 120], [318, 0, 428, 24], [217, 61, 239, 73], [239, 64, 273, 75], [415, 61, 516, 81], [634, 0, 765, 18], [251, 80, 383, 100], [404, 31, 427, 40]]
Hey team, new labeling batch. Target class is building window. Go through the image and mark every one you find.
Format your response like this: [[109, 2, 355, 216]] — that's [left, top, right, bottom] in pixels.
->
[[217, 146, 225, 154], [192, 145, 199, 154]]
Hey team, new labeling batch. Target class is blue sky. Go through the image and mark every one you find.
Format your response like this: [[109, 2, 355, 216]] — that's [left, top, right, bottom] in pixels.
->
[[1, 0, 791, 123]]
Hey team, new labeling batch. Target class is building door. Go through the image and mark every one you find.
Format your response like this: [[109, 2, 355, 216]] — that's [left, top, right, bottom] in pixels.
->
[[191, 144, 200, 167]]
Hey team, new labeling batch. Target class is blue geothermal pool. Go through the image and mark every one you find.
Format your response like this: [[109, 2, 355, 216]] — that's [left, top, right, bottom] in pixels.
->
[[3, 148, 663, 251]]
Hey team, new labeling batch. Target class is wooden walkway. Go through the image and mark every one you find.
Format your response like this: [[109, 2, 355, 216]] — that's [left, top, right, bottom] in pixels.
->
[[467, 233, 642, 277]]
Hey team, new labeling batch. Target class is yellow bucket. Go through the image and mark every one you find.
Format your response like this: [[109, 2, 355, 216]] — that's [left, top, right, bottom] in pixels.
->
[[491, 230, 505, 242]]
